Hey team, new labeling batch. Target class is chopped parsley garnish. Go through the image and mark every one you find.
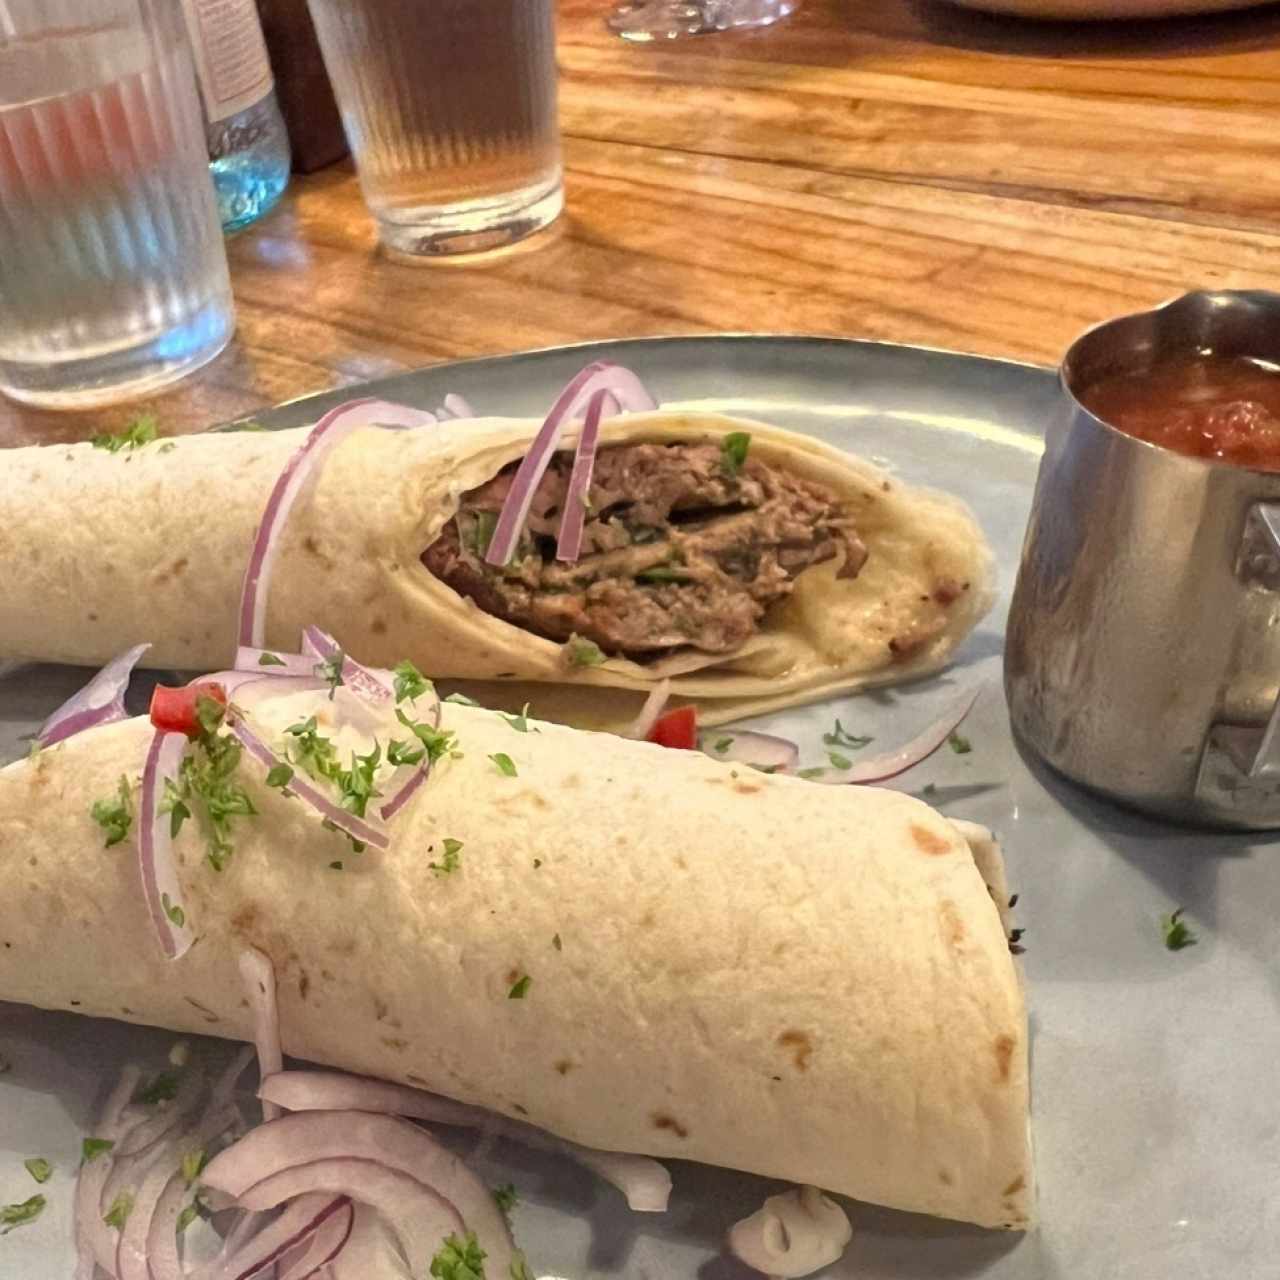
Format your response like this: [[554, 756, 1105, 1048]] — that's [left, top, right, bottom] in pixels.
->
[[713, 737, 734, 754], [169, 702, 256, 872], [316, 650, 345, 699], [1162, 908, 1199, 952], [158, 441, 177, 455], [798, 767, 826, 780], [91, 414, 158, 453], [470, 511, 499, 557], [827, 751, 853, 771], [492, 1183, 518, 1215], [265, 763, 294, 789], [181, 1148, 206, 1186], [329, 860, 344, 871], [394, 709, 457, 764], [387, 739, 425, 767], [564, 634, 605, 668], [720, 431, 752, 477], [637, 565, 685, 584], [430, 1231, 487, 1280], [103, 1190, 133, 1230], [507, 974, 531, 1000], [393, 660, 432, 704], [0, 1194, 45, 1234], [135, 1070, 180, 1105], [257, 652, 286, 667], [430, 838, 463, 877], [81, 1138, 114, 1163], [489, 753, 518, 778], [823, 719, 872, 750], [175, 1202, 200, 1233], [287, 716, 341, 780], [552, 933, 562, 951], [161, 893, 185, 928], [91, 775, 134, 847], [159, 777, 191, 840], [510, 1256, 534, 1280], [501, 704, 538, 733], [23, 1158, 51, 1185], [948, 731, 972, 755], [444, 692, 481, 707], [337, 744, 382, 818]]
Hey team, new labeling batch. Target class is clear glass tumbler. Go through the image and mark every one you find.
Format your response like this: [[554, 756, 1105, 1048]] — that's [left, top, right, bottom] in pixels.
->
[[0, 0, 235, 409], [607, 0, 800, 41], [306, 0, 564, 257]]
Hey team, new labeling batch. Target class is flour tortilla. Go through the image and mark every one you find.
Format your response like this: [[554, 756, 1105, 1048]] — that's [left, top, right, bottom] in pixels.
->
[[0, 412, 994, 729], [0, 695, 1032, 1228]]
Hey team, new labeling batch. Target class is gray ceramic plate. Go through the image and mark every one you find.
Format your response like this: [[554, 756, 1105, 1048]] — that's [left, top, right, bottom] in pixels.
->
[[2, 336, 1277, 1279]]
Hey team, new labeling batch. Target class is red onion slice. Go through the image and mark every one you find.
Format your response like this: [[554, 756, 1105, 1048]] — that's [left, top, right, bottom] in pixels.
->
[[201, 1110, 515, 1271], [377, 686, 441, 823], [209, 1194, 349, 1280], [227, 711, 390, 851], [485, 362, 657, 567], [38, 642, 150, 747], [702, 730, 799, 774], [259, 1070, 672, 1213], [555, 388, 616, 562], [239, 948, 283, 1122], [139, 729, 196, 961], [625, 681, 672, 742], [331, 1204, 410, 1280], [300, 626, 394, 705], [727, 1185, 853, 1278], [238, 399, 436, 650], [237, 1160, 460, 1278], [820, 685, 982, 785], [75, 1064, 142, 1278], [276, 1199, 355, 1280], [116, 1066, 206, 1157]]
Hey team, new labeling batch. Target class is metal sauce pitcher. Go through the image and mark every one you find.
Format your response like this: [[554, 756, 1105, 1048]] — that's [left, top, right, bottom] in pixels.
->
[[1005, 290, 1280, 829]]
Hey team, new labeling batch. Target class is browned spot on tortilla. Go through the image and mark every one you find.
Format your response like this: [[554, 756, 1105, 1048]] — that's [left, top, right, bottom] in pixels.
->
[[939, 900, 966, 947], [939, 1169, 954, 1186], [321, 968, 335, 982], [911, 824, 952, 857], [373, 997, 390, 1022], [407, 1073, 428, 1087], [120, 1006, 134, 1016], [331, 936, 357, 957], [298, 972, 310, 1001], [182, 995, 220, 1023], [554, 1059, 575, 1076], [994, 1034, 1016, 1082], [777, 1029, 813, 1071], [87, 612, 98, 623], [303, 535, 323, 557], [381, 1037, 409, 1051], [512, 1103, 528, 1116], [530, 793, 549, 810], [882, 481, 891, 492], [505, 967, 521, 987], [561, 773, 581, 789], [933, 578, 962, 606], [652, 1112, 689, 1139], [640, 909, 656, 928], [1003, 1175, 1026, 1197], [675, 854, 688, 871], [230, 904, 259, 935], [733, 779, 764, 795], [370, 618, 388, 635]]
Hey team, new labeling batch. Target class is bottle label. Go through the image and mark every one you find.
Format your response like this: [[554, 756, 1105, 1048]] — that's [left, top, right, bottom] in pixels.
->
[[180, 0, 275, 123]]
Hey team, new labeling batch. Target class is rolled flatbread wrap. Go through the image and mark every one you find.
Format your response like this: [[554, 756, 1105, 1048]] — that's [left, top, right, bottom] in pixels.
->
[[0, 411, 994, 728], [0, 693, 1032, 1229]]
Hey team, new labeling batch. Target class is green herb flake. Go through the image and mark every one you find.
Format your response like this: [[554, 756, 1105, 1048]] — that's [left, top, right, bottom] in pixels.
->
[[81, 1138, 114, 1163], [135, 1070, 180, 1105], [175, 1202, 200, 1233], [329, 860, 344, 871], [492, 1183, 518, 1215], [798, 767, 826, 780], [91, 414, 158, 453], [1162, 908, 1199, 952], [501, 704, 538, 734], [489, 752, 518, 778], [394, 709, 457, 765], [564, 634, 606, 668], [444, 692, 481, 707], [552, 933, 562, 951], [470, 510, 499, 557], [161, 893, 185, 928], [23, 1158, 52, 1185], [948, 731, 972, 755], [173, 715, 256, 872], [265, 763, 294, 789], [181, 1148, 206, 1186], [507, 974, 532, 1000], [0, 1194, 46, 1235], [158, 441, 177, 455], [257, 652, 286, 667], [636, 565, 685, 584], [393, 660, 432, 704], [510, 1256, 534, 1280], [430, 1230, 487, 1280], [713, 737, 734, 754], [823, 719, 873, 751], [159, 777, 191, 841], [317, 651, 345, 700], [387, 738, 426, 767], [827, 751, 853, 771], [720, 431, 751, 477], [103, 1190, 133, 1230], [91, 774, 134, 848], [430, 838, 463, 877]]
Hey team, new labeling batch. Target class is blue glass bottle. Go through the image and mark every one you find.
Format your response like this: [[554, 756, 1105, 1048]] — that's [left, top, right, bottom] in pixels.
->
[[182, 0, 291, 232]]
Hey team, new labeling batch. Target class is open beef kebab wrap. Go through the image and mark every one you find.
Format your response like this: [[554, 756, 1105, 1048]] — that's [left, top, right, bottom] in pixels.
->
[[0, 370, 994, 730], [0, 667, 1032, 1231]]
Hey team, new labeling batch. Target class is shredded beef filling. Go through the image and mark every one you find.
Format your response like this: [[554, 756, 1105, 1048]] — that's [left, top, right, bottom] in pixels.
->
[[422, 442, 868, 660]]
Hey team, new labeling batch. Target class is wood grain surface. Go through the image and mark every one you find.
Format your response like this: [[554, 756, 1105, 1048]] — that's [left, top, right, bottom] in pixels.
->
[[4, 0, 1280, 446]]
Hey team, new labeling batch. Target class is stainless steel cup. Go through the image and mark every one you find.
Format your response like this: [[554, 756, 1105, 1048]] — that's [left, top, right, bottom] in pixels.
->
[[1005, 289, 1280, 829]]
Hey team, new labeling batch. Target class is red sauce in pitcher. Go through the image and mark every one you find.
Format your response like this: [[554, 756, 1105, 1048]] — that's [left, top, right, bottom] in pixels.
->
[[1079, 354, 1280, 471]]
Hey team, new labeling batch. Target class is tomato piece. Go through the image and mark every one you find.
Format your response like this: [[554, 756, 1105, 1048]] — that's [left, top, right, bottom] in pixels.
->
[[646, 705, 699, 751], [149, 681, 227, 739]]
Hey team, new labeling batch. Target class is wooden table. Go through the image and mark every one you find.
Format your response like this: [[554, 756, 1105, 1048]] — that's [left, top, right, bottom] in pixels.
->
[[5, 0, 1280, 446]]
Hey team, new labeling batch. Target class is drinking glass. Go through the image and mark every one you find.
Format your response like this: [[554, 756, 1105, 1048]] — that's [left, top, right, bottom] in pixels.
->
[[306, 0, 563, 257], [607, 0, 800, 41], [0, 0, 235, 409]]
